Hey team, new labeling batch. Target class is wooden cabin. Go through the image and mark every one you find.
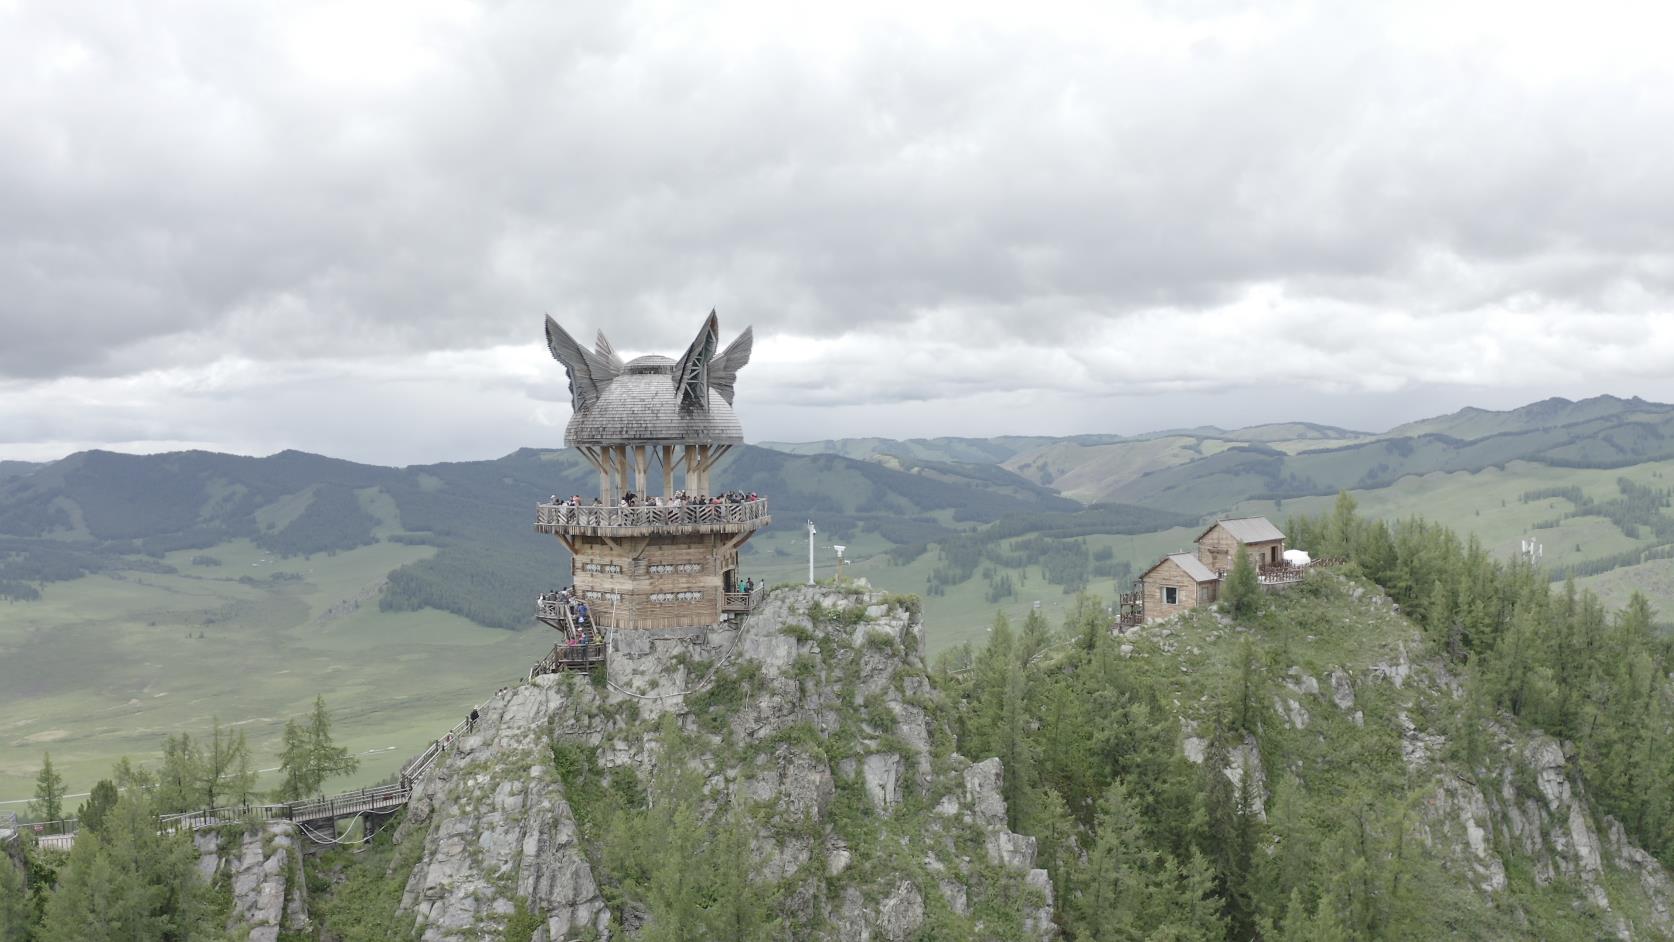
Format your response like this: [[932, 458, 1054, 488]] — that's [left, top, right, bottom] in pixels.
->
[[1137, 553, 1219, 620], [1194, 516, 1285, 574], [1128, 515, 1289, 625]]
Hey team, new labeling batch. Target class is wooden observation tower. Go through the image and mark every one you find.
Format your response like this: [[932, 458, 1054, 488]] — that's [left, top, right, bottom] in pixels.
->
[[533, 312, 770, 656]]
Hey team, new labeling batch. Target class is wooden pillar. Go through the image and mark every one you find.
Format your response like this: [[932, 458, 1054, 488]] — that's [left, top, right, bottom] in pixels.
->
[[614, 446, 630, 500], [593, 445, 608, 501], [633, 446, 649, 498], [707, 444, 729, 494], [661, 445, 675, 498], [683, 444, 698, 494]]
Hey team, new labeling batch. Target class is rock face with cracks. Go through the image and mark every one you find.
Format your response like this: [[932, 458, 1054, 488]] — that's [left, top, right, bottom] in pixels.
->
[[389, 584, 1055, 940], [197, 823, 311, 942]]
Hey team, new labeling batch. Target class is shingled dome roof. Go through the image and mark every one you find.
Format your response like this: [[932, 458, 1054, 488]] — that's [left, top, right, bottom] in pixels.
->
[[565, 361, 744, 446], [545, 312, 755, 448]]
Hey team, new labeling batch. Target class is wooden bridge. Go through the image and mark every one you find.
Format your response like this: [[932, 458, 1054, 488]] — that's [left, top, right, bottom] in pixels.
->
[[7, 708, 478, 853]]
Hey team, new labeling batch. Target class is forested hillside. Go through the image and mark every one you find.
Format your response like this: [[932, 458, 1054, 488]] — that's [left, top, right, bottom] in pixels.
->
[[0, 444, 1080, 629], [934, 497, 1674, 939]]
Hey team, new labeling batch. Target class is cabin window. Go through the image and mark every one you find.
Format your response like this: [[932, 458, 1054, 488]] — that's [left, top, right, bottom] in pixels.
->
[[1163, 586, 1178, 605]]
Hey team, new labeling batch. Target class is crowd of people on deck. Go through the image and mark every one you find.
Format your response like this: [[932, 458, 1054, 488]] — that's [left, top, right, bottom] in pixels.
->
[[546, 490, 763, 511]]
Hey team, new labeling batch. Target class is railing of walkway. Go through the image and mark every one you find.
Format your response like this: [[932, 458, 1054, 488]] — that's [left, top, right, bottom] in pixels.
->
[[1256, 557, 1345, 586], [15, 703, 488, 852], [535, 498, 769, 530], [722, 586, 764, 613]]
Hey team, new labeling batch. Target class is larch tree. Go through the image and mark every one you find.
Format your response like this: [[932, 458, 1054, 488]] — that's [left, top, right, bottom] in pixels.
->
[[1221, 547, 1261, 621], [29, 753, 65, 832], [275, 697, 358, 801], [304, 696, 359, 796], [38, 793, 211, 942], [200, 718, 256, 809], [0, 850, 33, 942], [76, 779, 119, 837]]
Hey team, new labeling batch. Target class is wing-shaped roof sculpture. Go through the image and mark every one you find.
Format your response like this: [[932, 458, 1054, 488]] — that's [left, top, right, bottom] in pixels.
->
[[673, 312, 720, 411], [545, 312, 756, 446], [707, 326, 753, 406], [545, 316, 624, 412]]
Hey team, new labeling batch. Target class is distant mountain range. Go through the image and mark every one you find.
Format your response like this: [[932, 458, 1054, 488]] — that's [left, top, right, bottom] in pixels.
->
[[764, 395, 1674, 510], [0, 443, 1084, 626], [2, 394, 1667, 630]]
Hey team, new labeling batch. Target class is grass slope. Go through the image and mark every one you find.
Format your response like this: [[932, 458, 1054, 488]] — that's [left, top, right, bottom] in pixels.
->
[[0, 539, 554, 804]]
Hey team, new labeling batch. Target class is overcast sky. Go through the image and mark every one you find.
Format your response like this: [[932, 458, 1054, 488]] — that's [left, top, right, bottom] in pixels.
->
[[3, 0, 1672, 465]]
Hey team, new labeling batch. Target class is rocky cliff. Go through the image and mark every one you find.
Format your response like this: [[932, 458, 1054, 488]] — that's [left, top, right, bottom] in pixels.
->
[[1142, 578, 1674, 940], [391, 584, 1054, 940], [194, 822, 312, 942]]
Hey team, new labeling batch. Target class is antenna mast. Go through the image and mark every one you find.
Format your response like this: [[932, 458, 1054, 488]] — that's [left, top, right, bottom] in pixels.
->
[[807, 520, 818, 586]]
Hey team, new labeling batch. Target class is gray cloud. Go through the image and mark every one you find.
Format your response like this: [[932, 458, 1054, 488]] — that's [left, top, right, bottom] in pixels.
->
[[2, 0, 1673, 461]]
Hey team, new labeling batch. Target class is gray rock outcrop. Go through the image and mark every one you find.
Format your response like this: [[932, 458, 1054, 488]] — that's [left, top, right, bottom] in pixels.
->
[[392, 585, 1054, 940], [396, 681, 609, 941], [198, 823, 310, 942]]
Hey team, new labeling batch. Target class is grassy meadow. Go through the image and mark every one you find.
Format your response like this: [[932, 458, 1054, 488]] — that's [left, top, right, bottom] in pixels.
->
[[0, 538, 555, 806]]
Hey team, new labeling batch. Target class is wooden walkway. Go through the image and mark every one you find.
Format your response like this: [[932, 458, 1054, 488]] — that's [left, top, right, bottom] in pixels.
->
[[9, 708, 479, 853]]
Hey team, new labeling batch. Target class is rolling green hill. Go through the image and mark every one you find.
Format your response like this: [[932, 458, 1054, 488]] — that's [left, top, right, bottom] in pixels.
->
[[754, 434, 1106, 464], [0, 444, 1081, 626], [1383, 393, 1673, 440], [1101, 398, 1674, 515]]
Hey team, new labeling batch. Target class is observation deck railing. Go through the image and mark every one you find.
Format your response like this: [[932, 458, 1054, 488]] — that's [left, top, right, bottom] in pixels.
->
[[535, 498, 769, 533], [722, 586, 764, 614]]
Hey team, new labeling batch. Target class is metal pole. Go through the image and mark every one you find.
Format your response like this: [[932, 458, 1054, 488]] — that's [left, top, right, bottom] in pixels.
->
[[807, 521, 817, 586]]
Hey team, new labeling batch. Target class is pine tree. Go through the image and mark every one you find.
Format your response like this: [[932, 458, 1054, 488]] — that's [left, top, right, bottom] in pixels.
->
[[1023, 787, 1077, 916], [700, 800, 778, 940], [277, 697, 359, 801], [201, 718, 256, 809], [29, 753, 65, 833], [76, 779, 119, 837], [1326, 490, 1359, 558], [39, 793, 211, 942], [0, 852, 33, 942], [1072, 780, 1148, 940], [996, 651, 1036, 830], [1020, 608, 1052, 663], [1222, 548, 1261, 621], [963, 613, 1016, 761], [1263, 888, 1350, 942], [1066, 591, 1107, 652], [275, 718, 314, 801], [157, 733, 202, 812]]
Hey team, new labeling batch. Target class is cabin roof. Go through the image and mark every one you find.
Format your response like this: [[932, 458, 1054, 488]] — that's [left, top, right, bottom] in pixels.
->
[[1195, 515, 1285, 546], [1141, 552, 1219, 584]]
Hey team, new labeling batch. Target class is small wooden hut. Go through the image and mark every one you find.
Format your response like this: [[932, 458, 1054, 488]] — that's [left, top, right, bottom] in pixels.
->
[[1137, 553, 1219, 620], [1194, 516, 1286, 574]]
